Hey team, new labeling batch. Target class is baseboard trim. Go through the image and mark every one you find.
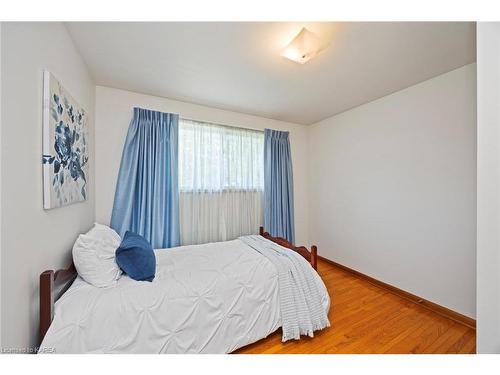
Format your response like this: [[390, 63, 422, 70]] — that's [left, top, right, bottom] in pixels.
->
[[318, 255, 476, 330]]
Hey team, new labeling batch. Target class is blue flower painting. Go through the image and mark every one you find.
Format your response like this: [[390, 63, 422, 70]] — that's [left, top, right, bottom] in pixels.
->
[[42, 71, 88, 209]]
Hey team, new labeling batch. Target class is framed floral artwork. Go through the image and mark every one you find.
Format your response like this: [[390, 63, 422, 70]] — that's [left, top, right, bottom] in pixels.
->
[[42, 71, 88, 209]]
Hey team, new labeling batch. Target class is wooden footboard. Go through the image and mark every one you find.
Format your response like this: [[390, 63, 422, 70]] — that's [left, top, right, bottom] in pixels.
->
[[259, 227, 318, 270]]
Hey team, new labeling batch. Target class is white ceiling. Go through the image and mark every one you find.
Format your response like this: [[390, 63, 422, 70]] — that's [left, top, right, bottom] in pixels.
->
[[66, 22, 476, 125]]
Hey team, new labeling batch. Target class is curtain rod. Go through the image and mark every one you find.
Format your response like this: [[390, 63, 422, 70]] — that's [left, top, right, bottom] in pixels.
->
[[131, 107, 265, 134], [179, 116, 265, 134]]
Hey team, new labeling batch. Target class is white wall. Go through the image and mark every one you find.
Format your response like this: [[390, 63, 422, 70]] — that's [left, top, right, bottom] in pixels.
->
[[95, 86, 310, 246], [0, 23, 95, 349], [477, 23, 500, 353], [308, 64, 477, 318]]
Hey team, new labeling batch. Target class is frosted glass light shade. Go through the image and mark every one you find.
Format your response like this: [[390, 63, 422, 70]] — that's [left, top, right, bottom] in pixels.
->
[[281, 27, 323, 64]]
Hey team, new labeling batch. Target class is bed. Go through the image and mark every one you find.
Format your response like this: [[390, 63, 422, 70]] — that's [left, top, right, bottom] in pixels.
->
[[38, 227, 330, 353]]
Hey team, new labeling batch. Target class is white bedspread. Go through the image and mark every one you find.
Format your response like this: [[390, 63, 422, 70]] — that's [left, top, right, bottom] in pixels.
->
[[39, 238, 330, 353], [240, 236, 330, 341]]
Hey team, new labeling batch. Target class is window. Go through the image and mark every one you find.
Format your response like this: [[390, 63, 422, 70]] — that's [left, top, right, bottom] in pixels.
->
[[179, 119, 264, 245]]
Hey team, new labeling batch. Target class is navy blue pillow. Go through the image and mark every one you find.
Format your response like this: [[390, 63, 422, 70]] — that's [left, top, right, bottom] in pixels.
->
[[115, 231, 156, 282]]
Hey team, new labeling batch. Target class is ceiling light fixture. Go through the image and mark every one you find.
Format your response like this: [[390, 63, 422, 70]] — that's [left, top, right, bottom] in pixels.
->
[[281, 27, 325, 64]]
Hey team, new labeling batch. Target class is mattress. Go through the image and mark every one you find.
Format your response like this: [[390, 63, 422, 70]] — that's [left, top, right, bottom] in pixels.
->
[[39, 238, 330, 353]]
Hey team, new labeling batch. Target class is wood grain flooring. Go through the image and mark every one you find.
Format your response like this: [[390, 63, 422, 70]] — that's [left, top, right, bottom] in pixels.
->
[[235, 258, 476, 354]]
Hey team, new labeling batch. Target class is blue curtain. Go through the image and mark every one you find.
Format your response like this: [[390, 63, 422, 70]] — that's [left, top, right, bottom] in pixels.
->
[[110, 107, 180, 248], [264, 129, 295, 244]]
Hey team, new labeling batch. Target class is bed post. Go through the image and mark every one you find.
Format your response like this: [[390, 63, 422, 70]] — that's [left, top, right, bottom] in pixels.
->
[[311, 245, 318, 270], [259, 226, 264, 236], [39, 270, 54, 346]]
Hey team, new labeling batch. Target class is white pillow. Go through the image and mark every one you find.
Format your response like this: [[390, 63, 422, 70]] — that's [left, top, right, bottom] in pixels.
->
[[72, 223, 122, 287]]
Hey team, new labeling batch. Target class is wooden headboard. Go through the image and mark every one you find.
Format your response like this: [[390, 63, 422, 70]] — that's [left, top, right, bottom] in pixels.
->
[[38, 227, 318, 346], [39, 263, 77, 346]]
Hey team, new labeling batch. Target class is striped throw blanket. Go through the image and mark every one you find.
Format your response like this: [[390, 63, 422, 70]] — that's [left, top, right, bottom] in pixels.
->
[[239, 235, 330, 342]]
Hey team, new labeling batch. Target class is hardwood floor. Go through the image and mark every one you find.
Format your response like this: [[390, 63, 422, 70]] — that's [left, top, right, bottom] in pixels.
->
[[235, 259, 476, 354]]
